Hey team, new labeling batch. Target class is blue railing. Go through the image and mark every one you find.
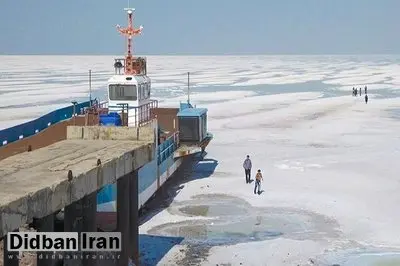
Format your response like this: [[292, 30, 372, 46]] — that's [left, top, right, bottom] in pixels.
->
[[157, 132, 178, 165], [0, 100, 96, 146]]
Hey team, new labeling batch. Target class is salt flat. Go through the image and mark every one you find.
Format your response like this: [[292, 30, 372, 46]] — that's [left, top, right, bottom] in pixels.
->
[[0, 55, 400, 129], [140, 89, 400, 265], [1, 55, 400, 265]]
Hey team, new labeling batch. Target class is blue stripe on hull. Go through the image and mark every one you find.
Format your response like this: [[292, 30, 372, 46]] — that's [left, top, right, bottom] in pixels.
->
[[96, 152, 179, 212], [97, 184, 116, 205], [139, 159, 158, 194]]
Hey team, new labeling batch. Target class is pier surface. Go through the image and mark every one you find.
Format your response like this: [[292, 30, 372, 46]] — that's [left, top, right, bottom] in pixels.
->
[[0, 125, 155, 237]]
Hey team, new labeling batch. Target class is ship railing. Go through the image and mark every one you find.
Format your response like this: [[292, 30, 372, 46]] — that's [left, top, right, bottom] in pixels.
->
[[0, 100, 94, 146], [96, 100, 157, 127], [83, 99, 108, 114], [131, 100, 159, 128], [98, 100, 108, 109], [157, 131, 179, 165]]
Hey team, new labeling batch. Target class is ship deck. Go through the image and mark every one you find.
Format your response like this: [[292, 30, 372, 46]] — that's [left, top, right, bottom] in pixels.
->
[[0, 138, 154, 236]]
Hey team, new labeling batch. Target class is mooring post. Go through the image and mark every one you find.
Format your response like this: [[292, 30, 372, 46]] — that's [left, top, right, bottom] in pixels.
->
[[3, 229, 19, 266], [37, 214, 55, 266], [130, 170, 139, 266], [117, 174, 131, 266], [82, 192, 97, 266]]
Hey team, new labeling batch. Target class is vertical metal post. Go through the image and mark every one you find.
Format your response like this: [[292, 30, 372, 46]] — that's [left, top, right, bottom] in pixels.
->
[[134, 108, 137, 127], [71, 101, 78, 126], [126, 103, 129, 127], [155, 116, 160, 189], [187, 72, 190, 104], [117, 103, 129, 126], [89, 70, 92, 107], [123, 105, 126, 126]]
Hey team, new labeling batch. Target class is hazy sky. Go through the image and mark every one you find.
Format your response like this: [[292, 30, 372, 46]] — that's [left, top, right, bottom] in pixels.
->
[[0, 0, 399, 55]]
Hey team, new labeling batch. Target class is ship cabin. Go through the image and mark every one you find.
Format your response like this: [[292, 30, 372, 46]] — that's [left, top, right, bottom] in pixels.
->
[[106, 57, 158, 127], [177, 102, 209, 146]]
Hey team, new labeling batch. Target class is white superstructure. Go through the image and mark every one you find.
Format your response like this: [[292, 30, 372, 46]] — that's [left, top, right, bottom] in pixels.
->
[[107, 74, 153, 126]]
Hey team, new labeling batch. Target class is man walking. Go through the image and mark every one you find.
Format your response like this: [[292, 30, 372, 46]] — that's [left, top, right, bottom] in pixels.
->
[[254, 169, 263, 194], [243, 155, 252, 183]]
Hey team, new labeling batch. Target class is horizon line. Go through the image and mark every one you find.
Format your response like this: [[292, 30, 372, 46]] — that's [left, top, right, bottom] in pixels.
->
[[1, 53, 400, 56]]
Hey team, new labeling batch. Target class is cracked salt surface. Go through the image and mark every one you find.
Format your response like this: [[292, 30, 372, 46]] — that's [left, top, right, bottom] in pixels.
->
[[147, 194, 341, 265], [149, 194, 341, 245]]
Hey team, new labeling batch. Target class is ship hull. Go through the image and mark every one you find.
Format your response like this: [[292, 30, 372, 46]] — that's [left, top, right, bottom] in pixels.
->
[[96, 151, 185, 231]]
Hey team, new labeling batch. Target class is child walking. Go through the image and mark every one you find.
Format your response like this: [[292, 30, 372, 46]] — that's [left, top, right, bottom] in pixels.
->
[[254, 169, 263, 195]]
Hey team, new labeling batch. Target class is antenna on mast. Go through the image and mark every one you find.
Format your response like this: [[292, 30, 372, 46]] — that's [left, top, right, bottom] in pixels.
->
[[187, 72, 190, 104], [89, 69, 92, 106], [116, 7, 143, 75]]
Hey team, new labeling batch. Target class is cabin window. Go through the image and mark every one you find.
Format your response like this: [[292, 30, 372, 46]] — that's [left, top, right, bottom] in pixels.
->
[[141, 83, 146, 100], [201, 114, 207, 140], [144, 83, 149, 99], [109, 84, 137, 101], [179, 117, 199, 142], [147, 82, 151, 98]]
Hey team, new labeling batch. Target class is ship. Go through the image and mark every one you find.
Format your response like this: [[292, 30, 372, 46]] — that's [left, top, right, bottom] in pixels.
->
[[0, 7, 213, 231]]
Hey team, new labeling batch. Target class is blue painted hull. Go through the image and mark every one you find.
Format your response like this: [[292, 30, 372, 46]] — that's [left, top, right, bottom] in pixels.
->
[[96, 151, 183, 231], [96, 132, 183, 229], [96, 152, 183, 212]]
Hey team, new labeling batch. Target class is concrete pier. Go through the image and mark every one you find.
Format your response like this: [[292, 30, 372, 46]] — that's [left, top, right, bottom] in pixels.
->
[[37, 214, 55, 266], [0, 125, 155, 266], [3, 229, 19, 266]]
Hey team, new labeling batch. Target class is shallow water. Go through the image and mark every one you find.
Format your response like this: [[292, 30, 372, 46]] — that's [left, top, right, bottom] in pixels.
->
[[323, 252, 400, 266], [178, 203, 249, 217], [388, 108, 400, 120], [148, 194, 340, 246]]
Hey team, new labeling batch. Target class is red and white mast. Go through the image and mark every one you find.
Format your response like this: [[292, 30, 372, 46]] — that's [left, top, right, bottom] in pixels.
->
[[116, 8, 143, 75]]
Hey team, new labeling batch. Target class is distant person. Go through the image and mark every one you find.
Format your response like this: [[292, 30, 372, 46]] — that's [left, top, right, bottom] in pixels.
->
[[365, 94, 368, 104], [365, 86, 368, 94], [243, 155, 252, 183], [359, 87, 362, 95], [352, 87, 355, 96], [355, 88, 358, 96], [254, 169, 263, 194]]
